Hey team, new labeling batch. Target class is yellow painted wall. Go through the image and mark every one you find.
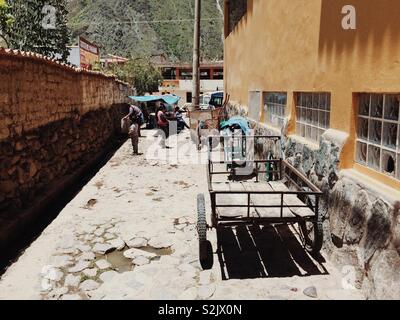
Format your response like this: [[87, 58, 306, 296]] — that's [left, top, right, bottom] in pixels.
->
[[224, 0, 400, 190]]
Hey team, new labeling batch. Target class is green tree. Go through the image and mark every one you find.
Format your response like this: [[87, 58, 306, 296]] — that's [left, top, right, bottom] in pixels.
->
[[107, 58, 163, 95], [0, 0, 13, 47], [7, 0, 70, 61]]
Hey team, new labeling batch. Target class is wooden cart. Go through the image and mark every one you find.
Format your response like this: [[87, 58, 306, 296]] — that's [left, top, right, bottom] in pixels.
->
[[197, 135, 324, 270]]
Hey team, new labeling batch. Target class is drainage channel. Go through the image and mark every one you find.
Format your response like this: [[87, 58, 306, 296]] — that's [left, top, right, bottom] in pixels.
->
[[0, 136, 128, 276]]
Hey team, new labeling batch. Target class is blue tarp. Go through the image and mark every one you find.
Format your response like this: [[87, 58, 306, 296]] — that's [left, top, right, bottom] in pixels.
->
[[220, 116, 251, 134], [129, 94, 181, 105]]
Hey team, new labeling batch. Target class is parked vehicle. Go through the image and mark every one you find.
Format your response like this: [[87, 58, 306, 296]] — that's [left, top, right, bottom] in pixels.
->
[[199, 91, 224, 110]]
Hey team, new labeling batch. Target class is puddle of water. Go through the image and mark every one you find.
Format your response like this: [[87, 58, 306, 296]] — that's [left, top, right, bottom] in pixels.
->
[[91, 245, 173, 274], [104, 250, 133, 273], [140, 246, 173, 256]]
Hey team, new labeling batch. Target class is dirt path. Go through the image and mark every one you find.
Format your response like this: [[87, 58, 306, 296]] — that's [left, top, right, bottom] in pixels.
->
[[0, 128, 364, 300]]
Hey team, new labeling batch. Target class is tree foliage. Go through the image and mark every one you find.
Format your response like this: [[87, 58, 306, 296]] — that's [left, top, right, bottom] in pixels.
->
[[0, 0, 13, 47], [68, 0, 224, 63], [105, 58, 163, 95], [5, 0, 70, 61]]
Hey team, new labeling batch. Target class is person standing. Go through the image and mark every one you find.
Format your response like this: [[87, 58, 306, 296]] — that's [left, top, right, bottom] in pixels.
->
[[157, 104, 170, 148], [124, 104, 143, 155], [174, 106, 190, 131]]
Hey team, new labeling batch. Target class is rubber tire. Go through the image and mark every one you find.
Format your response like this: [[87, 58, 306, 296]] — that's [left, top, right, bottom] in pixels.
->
[[199, 240, 214, 270], [299, 217, 323, 255], [211, 213, 218, 228], [197, 194, 207, 242], [197, 194, 214, 269]]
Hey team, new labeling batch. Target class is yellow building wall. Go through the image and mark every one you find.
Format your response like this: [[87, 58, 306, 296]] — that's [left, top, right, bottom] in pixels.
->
[[224, 0, 400, 190]]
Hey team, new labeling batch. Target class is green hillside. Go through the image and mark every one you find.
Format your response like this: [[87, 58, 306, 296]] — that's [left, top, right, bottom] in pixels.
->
[[67, 0, 224, 62]]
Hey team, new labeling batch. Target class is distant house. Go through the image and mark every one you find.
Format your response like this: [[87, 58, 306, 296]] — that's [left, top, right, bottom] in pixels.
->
[[64, 37, 100, 70], [100, 54, 129, 68], [157, 61, 224, 105]]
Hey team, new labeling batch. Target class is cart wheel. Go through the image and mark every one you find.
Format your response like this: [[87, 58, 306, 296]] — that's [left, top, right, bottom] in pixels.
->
[[211, 213, 218, 228], [199, 240, 214, 270], [197, 194, 214, 269], [197, 194, 207, 241], [299, 217, 323, 255]]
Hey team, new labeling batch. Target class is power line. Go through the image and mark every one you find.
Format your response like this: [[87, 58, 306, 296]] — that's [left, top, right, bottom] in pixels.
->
[[67, 18, 221, 26]]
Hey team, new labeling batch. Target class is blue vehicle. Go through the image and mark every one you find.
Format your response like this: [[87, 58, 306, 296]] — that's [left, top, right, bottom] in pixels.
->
[[199, 91, 224, 110]]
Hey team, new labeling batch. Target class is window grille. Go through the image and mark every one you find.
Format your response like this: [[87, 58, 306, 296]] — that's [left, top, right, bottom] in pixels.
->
[[356, 93, 400, 180], [264, 92, 287, 129], [295, 92, 331, 143]]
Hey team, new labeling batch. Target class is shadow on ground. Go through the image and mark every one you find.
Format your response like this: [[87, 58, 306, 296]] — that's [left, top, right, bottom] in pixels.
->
[[0, 137, 127, 276], [216, 224, 329, 280]]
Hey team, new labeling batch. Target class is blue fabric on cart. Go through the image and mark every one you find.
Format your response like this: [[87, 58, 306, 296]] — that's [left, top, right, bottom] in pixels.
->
[[220, 116, 251, 134], [129, 94, 181, 105]]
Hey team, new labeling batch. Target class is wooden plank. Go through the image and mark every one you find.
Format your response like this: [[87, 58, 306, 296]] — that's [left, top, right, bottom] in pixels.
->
[[240, 182, 294, 218], [216, 182, 248, 218], [268, 181, 315, 217]]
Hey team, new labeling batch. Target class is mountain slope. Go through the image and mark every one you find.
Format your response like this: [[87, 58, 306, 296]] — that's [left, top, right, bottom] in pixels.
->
[[67, 0, 224, 62]]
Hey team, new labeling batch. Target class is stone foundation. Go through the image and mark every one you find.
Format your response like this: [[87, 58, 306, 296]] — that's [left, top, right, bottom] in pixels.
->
[[225, 102, 400, 299]]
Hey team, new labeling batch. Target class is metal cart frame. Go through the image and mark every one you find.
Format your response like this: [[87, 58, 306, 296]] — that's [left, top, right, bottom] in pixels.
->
[[197, 135, 324, 270]]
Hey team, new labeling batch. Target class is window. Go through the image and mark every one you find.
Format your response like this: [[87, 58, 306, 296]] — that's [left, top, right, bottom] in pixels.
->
[[180, 69, 192, 80], [264, 92, 287, 129], [186, 92, 192, 103], [296, 92, 331, 143], [356, 93, 400, 180], [212, 69, 224, 80], [200, 69, 211, 80], [162, 68, 176, 80], [248, 91, 261, 121]]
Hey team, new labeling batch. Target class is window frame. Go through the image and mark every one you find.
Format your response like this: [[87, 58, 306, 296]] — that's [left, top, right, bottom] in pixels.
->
[[295, 92, 331, 144], [263, 92, 288, 130], [355, 93, 400, 180]]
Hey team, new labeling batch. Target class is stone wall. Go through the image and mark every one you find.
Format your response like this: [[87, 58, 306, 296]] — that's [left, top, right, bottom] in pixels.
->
[[225, 102, 400, 300], [0, 49, 132, 246]]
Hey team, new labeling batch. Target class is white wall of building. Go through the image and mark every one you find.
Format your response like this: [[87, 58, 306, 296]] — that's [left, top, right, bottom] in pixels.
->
[[178, 80, 224, 92], [67, 47, 81, 68]]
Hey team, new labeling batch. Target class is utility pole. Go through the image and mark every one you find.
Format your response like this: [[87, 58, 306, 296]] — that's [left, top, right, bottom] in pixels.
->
[[192, 0, 201, 109]]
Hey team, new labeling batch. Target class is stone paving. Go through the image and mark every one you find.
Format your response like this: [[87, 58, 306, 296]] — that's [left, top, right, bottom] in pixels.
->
[[0, 128, 365, 300]]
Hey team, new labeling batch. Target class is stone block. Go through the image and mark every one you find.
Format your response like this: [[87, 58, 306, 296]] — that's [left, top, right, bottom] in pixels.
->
[[368, 249, 400, 299], [362, 199, 392, 265], [302, 145, 314, 174], [0, 180, 18, 194], [344, 190, 371, 245], [328, 188, 353, 246]]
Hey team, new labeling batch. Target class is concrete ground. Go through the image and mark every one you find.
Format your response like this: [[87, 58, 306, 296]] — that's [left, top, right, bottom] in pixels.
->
[[0, 127, 365, 300]]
